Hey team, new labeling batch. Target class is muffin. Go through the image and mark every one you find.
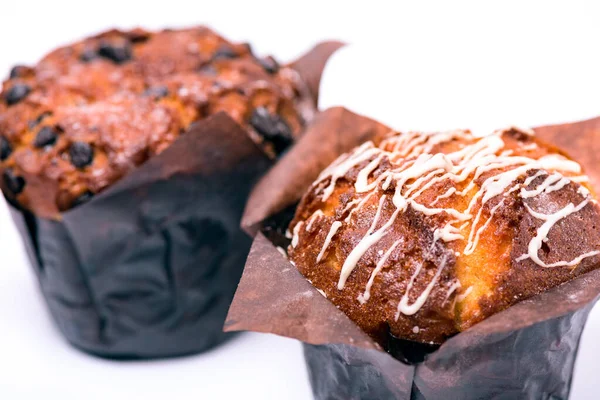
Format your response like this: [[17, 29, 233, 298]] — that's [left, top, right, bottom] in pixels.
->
[[288, 126, 600, 345], [0, 27, 332, 359], [0, 26, 313, 218], [226, 109, 600, 399]]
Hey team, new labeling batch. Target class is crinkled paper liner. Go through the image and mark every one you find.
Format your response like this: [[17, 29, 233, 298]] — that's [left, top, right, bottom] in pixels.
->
[[226, 108, 600, 399], [5, 41, 344, 359]]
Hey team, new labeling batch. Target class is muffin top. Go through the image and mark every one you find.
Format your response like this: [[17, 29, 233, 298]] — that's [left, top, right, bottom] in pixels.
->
[[288, 127, 600, 344], [0, 27, 313, 217]]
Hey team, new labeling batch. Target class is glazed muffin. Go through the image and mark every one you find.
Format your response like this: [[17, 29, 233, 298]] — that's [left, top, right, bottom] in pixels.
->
[[0, 27, 313, 217], [288, 127, 600, 345]]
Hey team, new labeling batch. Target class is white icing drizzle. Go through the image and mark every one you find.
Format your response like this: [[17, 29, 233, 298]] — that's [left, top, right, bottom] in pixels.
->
[[316, 221, 342, 263], [396, 253, 449, 317], [276, 247, 288, 258], [391, 153, 454, 210], [430, 187, 457, 206], [410, 201, 469, 221], [356, 154, 385, 193], [521, 142, 539, 151], [516, 198, 600, 267], [338, 198, 402, 289], [344, 191, 375, 223], [505, 182, 524, 197], [341, 198, 361, 215], [520, 173, 568, 198], [306, 210, 325, 231], [300, 126, 597, 318], [523, 170, 547, 187], [571, 176, 590, 183], [544, 178, 571, 195], [368, 195, 387, 233], [434, 224, 464, 242], [404, 169, 446, 198], [382, 129, 469, 160], [316, 142, 380, 201], [578, 185, 590, 197], [521, 127, 536, 136], [456, 286, 473, 302], [291, 221, 303, 248], [444, 280, 462, 303], [464, 199, 506, 255], [358, 239, 403, 304]]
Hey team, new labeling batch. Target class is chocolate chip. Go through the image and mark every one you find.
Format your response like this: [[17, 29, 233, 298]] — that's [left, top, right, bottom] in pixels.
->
[[79, 49, 98, 62], [241, 42, 253, 55], [9, 65, 30, 79], [212, 46, 238, 60], [71, 190, 94, 208], [0, 137, 12, 161], [198, 64, 218, 76], [28, 112, 51, 130], [69, 142, 94, 168], [211, 81, 224, 90], [143, 86, 169, 99], [258, 56, 280, 74], [4, 84, 31, 106], [127, 30, 151, 43], [250, 107, 293, 154], [34, 127, 59, 148], [97, 41, 132, 64], [504, 127, 532, 142], [3, 168, 25, 194]]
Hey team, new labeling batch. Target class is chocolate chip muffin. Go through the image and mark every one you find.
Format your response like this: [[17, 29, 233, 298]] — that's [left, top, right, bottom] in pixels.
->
[[288, 127, 600, 345], [0, 27, 313, 218]]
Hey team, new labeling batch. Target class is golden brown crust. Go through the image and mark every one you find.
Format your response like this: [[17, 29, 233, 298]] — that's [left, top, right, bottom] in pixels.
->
[[0, 27, 313, 217], [288, 127, 600, 344]]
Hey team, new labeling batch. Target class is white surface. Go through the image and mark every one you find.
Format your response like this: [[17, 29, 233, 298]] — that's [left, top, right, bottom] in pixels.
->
[[319, 10, 600, 400], [0, 196, 310, 399], [1, 1, 600, 399], [319, 13, 600, 133]]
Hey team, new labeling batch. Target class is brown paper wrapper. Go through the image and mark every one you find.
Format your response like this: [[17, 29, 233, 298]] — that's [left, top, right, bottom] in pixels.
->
[[242, 107, 390, 235], [5, 41, 343, 359], [535, 116, 600, 192], [226, 108, 600, 399], [289, 41, 345, 107]]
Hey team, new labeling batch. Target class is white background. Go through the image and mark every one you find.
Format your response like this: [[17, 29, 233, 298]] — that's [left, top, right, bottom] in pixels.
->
[[1, 1, 600, 399]]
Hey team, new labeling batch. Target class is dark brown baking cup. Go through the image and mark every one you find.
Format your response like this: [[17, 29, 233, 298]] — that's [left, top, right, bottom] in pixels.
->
[[3, 41, 344, 359], [226, 108, 600, 399], [7, 113, 269, 358]]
